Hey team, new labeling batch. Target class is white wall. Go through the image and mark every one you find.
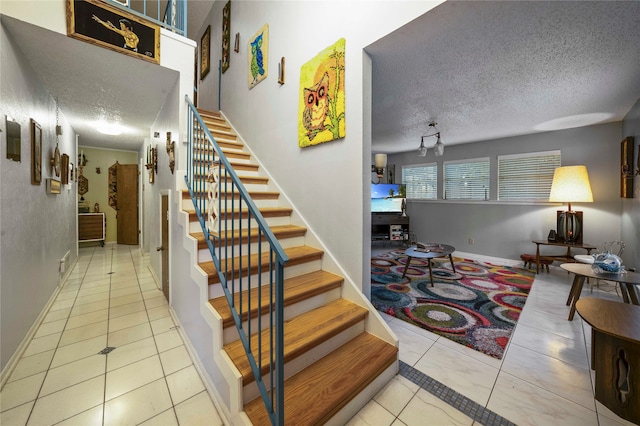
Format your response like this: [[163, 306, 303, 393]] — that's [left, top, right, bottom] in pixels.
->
[[387, 122, 625, 261], [621, 98, 640, 269], [197, 1, 444, 293], [0, 18, 77, 373]]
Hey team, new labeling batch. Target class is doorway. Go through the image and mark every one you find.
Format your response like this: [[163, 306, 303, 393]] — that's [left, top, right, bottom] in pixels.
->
[[161, 194, 169, 301], [116, 164, 139, 245]]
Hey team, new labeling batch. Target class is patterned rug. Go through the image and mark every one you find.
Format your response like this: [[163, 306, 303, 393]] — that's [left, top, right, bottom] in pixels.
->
[[371, 249, 535, 359]]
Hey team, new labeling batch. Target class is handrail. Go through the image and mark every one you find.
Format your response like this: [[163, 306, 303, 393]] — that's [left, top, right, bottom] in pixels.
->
[[105, 0, 187, 36], [185, 95, 287, 425]]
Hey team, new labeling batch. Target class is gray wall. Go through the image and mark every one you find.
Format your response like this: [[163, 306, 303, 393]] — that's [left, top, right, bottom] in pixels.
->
[[621, 99, 640, 269], [387, 122, 626, 263], [1, 20, 78, 372]]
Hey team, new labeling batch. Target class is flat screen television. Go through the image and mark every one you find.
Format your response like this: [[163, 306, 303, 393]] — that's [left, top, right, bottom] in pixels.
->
[[371, 183, 406, 213]]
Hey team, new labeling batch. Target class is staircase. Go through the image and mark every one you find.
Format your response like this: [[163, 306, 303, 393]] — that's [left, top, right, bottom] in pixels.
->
[[182, 108, 398, 424]]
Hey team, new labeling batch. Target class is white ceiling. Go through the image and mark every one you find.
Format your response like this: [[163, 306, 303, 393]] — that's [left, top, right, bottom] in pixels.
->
[[367, 1, 640, 154], [2, 15, 179, 152], [3, 1, 640, 154]]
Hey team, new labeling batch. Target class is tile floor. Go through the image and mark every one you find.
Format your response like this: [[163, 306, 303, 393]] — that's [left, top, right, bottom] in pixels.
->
[[1, 244, 637, 425], [346, 247, 637, 426], [0, 244, 223, 426]]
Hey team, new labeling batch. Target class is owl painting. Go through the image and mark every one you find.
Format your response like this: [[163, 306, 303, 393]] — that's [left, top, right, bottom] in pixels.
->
[[303, 72, 329, 141], [298, 38, 346, 148], [247, 24, 268, 89]]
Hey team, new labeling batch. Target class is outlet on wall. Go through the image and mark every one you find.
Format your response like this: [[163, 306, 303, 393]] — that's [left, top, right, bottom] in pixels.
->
[[468, 237, 474, 245]]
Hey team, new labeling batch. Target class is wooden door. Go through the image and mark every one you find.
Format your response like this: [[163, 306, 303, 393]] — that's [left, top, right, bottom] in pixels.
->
[[161, 195, 169, 300], [116, 164, 139, 245]]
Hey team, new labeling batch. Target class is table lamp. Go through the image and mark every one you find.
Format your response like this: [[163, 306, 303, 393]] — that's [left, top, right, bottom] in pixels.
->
[[549, 165, 593, 244]]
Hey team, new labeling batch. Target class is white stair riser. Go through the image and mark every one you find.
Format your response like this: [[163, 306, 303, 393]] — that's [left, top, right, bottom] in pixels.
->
[[207, 261, 323, 299], [182, 198, 281, 211], [241, 322, 366, 404], [188, 215, 291, 233], [221, 287, 342, 345], [198, 236, 306, 263]]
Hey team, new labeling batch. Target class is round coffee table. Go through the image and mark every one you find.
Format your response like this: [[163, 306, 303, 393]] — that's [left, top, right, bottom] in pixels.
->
[[401, 243, 456, 286]]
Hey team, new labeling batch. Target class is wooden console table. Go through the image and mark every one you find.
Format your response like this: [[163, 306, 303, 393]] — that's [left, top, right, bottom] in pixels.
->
[[576, 298, 640, 424], [79, 213, 105, 246], [531, 240, 596, 274]]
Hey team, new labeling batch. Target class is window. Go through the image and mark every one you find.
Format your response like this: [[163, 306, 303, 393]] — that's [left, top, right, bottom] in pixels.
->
[[402, 163, 437, 199], [444, 158, 490, 200], [498, 150, 561, 200]]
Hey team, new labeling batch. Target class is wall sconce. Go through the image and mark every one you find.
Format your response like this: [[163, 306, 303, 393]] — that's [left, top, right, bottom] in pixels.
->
[[418, 122, 444, 157], [372, 153, 387, 183], [549, 165, 593, 244], [620, 136, 636, 198]]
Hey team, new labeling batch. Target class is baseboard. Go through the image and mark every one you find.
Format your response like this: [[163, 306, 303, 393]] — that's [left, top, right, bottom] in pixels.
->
[[168, 307, 231, 425], [0, 256, 77, 389]]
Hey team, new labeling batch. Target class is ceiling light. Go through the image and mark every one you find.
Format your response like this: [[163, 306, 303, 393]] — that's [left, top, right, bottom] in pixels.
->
[[418, 122, 444, 157], [97, 121, 123, 135]]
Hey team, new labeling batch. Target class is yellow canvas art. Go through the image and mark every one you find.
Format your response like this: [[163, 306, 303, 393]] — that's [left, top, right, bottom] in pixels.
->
[[298, 38, 346, 148], [247, 24, 268, 89]]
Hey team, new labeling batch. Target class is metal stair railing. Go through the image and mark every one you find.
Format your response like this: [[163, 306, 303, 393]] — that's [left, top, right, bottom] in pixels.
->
[[185, 96, 287, 425], [105, 0, 187, 36]]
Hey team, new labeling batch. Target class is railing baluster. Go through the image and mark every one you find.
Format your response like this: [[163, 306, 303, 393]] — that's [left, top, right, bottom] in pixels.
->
[[184, 96, 287, 425]]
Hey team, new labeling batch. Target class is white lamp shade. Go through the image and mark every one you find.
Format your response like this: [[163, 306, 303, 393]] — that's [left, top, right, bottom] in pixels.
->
[[374, 153, 387, 168], [549, 165, 593, 203]]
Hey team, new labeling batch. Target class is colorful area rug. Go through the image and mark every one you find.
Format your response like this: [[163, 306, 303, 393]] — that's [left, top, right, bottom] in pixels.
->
[[371, 249, 535, 359]]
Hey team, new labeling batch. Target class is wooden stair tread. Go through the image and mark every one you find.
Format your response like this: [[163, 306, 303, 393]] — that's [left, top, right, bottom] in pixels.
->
[[191, 224, 307, 248], [210, 270, 344, 328], [184, 207, 293, 221], [244, 333, 398, 425], [199, 245, 324, 284], [181, 189, 279, 200], [190, 174, 268, 185], [224, 299, 369, 385]]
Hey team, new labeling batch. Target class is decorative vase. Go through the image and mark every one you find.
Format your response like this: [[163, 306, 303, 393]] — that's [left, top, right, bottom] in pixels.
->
[[591, 251, 623, 274]]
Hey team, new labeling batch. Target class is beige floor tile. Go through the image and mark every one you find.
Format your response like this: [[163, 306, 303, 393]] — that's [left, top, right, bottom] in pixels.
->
[[50, 335, 107, 368], [109, 300, 146, 319], [27, 376, 104, 426], [108, 310, 148, 333], [40, 354, 106, 397], [145, 295, 168, 310], [398, 389, 474, 426], [159, 345, 192, 375], [174, 391, 223, 426], [104, 378, 172, 425], [34, 319, 67, 339], [109, 293, 143, 308], [56, 404, 104, 425], [0, 372, 45, 411], [150, 316, 175, 336], [8, 349, 55, 382], [23, 333, 61, 357], [346, 400, 396, 426], [166, 365, 206, 405], [138, 408, 179, 425], [146, 305, 171, 321], [106, 337, 157, 372], [70, 300, 109, 317], [0, 401, 33, 426], [154, 329, 183, 353], [373, 375, 419, 417], [107, 322, 152, 347], [105, 355, 164, 401], [65, 309, 109, 330], [42, 307, 71, 323], [59, 320, 108, 347]]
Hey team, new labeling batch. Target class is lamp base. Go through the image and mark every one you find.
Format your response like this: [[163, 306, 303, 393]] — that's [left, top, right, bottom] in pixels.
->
[[557, 210, 583, 244]]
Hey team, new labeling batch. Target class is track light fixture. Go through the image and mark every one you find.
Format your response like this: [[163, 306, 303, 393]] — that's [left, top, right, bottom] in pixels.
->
[[418, 122, 444, 157]]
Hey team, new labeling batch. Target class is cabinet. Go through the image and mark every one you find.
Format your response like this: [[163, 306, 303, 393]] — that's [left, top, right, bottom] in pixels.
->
[[79, 213, 105, 246], [372, 214, 409, 243]]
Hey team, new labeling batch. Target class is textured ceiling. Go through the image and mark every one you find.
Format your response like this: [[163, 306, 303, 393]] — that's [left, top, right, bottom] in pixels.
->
[[367, 1, 640, 154], [3, 2, 639, 154], [2, 15, 179, 152]]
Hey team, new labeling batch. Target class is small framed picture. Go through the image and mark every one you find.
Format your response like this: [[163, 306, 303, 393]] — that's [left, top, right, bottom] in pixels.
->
[[200, 25, 211, 79], [31, 119, 42, 185]]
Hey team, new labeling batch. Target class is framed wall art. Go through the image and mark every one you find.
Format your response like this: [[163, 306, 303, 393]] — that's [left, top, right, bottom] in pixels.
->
[[247, 24, 268, 89], [5, 115, 21, 162], [61, 154, 70, 184], [201, 25, 211, 80], [621, 136, 635, 198], [66, 0, 160, 64], [47, 178, 61, 195], [298, 38, 346, 148], [221, 1, 231, 73], [31, 118, 42, 185]]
